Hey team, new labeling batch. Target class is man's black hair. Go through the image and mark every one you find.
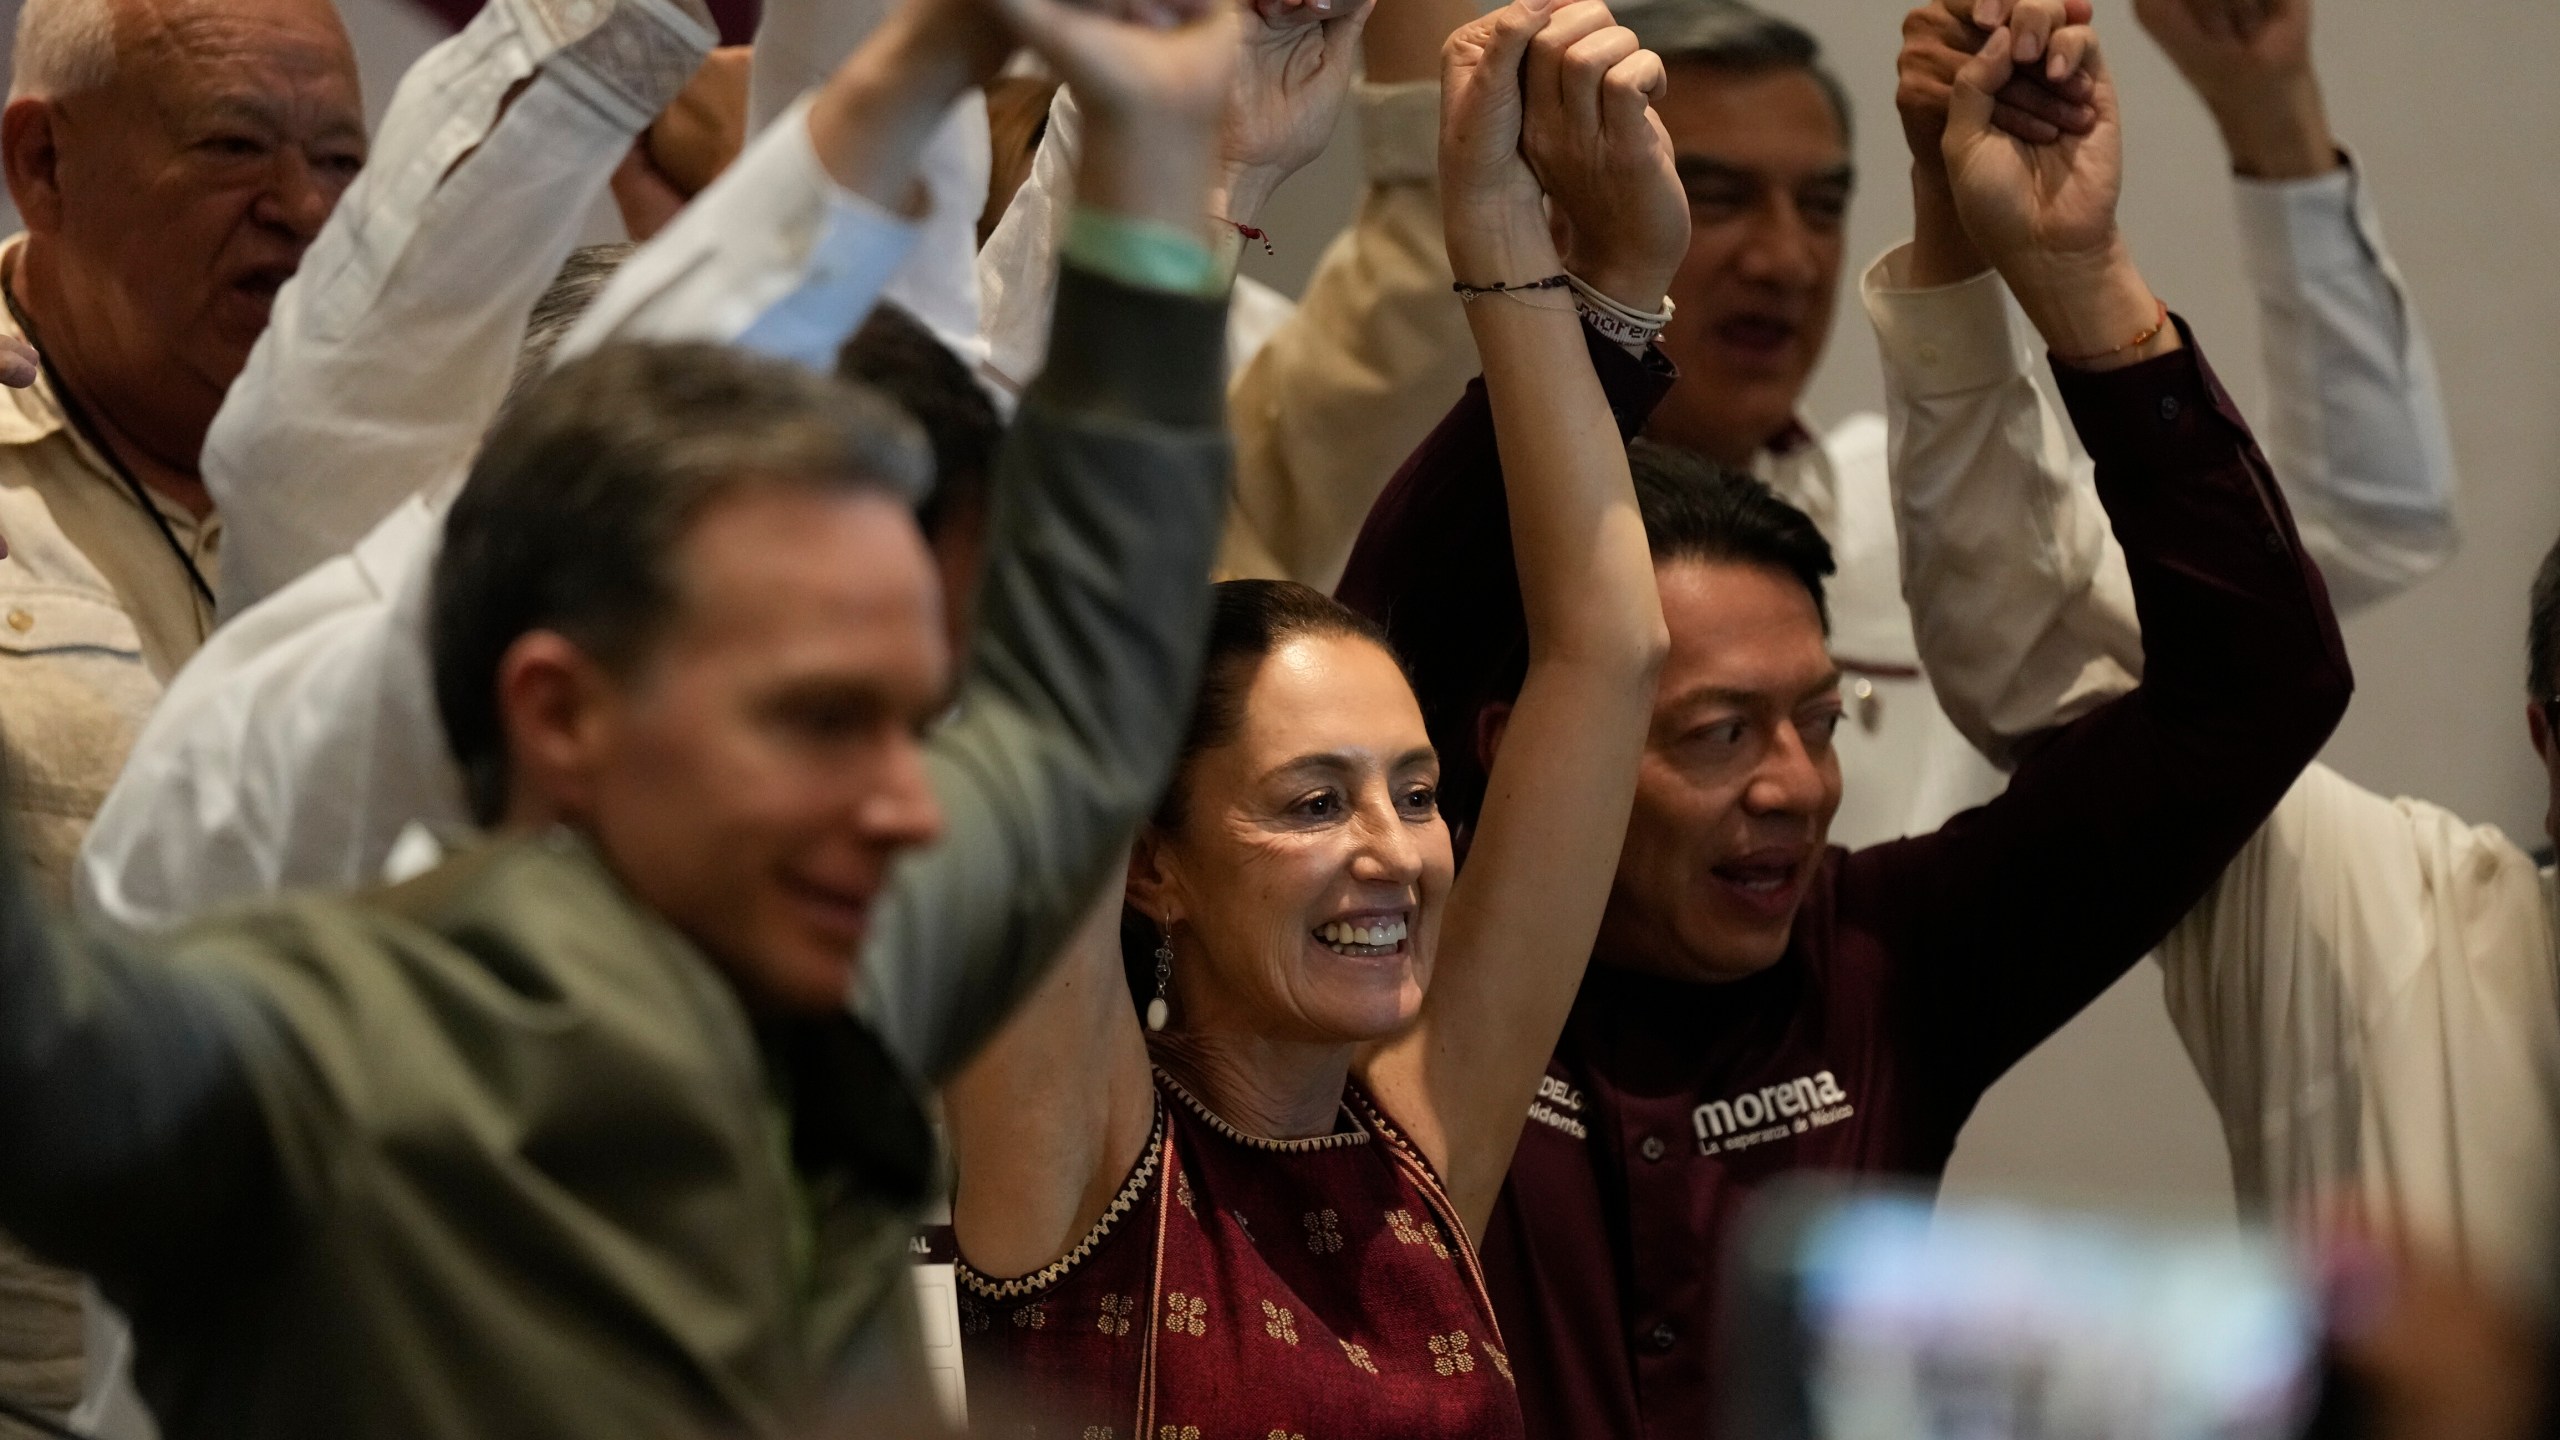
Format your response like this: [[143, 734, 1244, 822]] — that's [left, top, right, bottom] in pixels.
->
[[1628, 438, 1834, 627], [1406, 440, 1836, 837], [431, 341, 931, 824], [2530, 530, 2560, 698], [1616, 0, 1854, 145], [835, 304, 1000, 544]]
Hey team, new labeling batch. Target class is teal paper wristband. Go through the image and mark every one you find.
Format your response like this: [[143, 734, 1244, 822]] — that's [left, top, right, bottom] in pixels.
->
[[1063, 207, 1223, 298]]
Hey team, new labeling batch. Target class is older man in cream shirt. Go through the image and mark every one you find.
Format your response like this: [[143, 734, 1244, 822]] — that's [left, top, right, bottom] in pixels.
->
[[0, 0, 365, 1426]]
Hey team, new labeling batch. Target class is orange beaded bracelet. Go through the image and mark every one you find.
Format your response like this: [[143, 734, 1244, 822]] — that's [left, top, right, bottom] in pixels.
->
[[2056, 298, 2171, 365]]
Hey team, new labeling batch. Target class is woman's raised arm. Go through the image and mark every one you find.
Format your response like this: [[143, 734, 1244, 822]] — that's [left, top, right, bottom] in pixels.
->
[[930, 0, 1241, 1281], [1361, 0, 1676, 1238]]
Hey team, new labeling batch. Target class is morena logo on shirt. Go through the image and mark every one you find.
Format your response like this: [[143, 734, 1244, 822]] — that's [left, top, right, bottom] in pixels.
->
[[1692, 1071, 1854, 1156]]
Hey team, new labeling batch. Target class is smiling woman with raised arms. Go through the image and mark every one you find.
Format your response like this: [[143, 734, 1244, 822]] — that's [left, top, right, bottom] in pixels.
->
[[939, 0, 1677, 1433]]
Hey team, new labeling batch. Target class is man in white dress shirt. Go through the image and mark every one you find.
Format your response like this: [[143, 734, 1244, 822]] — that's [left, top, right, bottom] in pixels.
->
[[1884, 154, 2554, 1322]]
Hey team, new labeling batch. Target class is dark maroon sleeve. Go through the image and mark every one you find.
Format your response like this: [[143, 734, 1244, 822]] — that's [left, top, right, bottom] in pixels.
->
[[1335, 326, 1675, 835], [1841, 321, 2354, 1106]]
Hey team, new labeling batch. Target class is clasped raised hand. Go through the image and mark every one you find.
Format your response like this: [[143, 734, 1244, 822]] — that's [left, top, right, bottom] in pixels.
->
[[1941, 18, 2121, 282], [991, 0, 1242, 230], [1439, 0, 1563, 283], [1517, 0, 1684, 315], [1900, 0, 2097, 170], [1219, 0, 1375, 223]]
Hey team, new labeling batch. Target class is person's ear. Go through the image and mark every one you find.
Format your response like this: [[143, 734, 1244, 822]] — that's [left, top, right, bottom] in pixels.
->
[[2530, 698, 2554, 765], [3, 98, 67, 235], [1124, 825, 1184, 926], [1474, 699, 1515, 775], [492, 631, 621, 827]]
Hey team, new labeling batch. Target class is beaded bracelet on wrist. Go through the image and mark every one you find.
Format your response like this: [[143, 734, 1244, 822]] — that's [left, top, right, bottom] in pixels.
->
[[1216, 217, 1275, 256], [1451, 273, 1571, 302], [2055, 298, 2170, 364]]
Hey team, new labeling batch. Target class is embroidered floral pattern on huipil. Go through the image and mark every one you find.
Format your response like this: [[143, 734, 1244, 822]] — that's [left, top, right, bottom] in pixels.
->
[[955, 1070, 1526, 1439]]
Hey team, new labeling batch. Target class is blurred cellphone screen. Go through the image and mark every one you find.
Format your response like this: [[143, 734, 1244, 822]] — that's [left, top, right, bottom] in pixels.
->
[[1722, 1183, 2320, 1440]]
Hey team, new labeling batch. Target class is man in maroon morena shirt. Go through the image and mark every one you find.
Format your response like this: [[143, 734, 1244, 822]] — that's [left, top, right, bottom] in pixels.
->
[[1335, 18, 2353, 1440]]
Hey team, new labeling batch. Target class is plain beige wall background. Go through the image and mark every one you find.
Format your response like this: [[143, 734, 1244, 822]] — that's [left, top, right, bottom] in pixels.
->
[[3, 0, 2549, 1220]]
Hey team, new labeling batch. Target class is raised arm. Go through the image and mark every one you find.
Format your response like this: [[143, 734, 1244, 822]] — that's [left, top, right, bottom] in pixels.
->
[[851, 0, 1240, 1090], [0, 796, 278, 1295], [560, 0, 1012, 370], [977, 0, 1371, 397], [744, 0, 992, 368], [1360, 0, 1671, 1239], [204, 0, 715, 616], [1867, 0, 2142, 765], [2136, 0, 2458, 606], [1855, 19, 2352, 1095], [1216, 0, 1476, 588], [75, 0, 1021, 940], [1880, 0, 2452, 763], [912, 0, 1246, 1285]]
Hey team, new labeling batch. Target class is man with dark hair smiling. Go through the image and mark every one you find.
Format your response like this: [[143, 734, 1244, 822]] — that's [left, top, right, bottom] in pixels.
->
[[0, 0, 1245, 1431], [1340, 11, 2352, 1438]]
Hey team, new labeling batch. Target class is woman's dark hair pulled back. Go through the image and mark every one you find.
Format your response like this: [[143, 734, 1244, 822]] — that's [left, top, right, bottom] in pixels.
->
[[1115, 579, 1405, 1014]]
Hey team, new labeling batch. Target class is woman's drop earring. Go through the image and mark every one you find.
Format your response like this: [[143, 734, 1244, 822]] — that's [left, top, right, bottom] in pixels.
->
[[1146, 915, 1174, 1033]]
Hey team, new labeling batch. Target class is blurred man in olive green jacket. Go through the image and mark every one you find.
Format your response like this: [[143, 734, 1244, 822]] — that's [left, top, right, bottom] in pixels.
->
[[0, 0, 1244, 1431]]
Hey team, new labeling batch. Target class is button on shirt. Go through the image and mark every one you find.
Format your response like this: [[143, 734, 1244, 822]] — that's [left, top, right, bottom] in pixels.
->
[[0, 232, 218, 1433], [0, 237, 219, 903]]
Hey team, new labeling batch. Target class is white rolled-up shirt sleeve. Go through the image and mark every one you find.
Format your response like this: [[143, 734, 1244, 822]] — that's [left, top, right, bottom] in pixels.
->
[[2232, 154, 2459, 609], [1862, 246, 2143, 767], [975, 87, 1084, 398], [975, 90, 1296, 408], [1219, 78, 1477, 591], [1870, 154, 2459, 764], [79, 105, 935, 937], [204, 0, 716, 619], [558, 93, 922, 370], [744, 0, 989, 373]]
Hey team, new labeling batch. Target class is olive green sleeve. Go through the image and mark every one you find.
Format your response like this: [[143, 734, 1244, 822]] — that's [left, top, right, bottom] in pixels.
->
[[851, 262, 1230, 1084], [0, 792, 282, 1290]]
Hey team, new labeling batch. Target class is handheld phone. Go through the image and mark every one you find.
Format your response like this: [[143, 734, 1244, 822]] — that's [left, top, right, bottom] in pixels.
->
[[1722, 1183, 2324, 1440]]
